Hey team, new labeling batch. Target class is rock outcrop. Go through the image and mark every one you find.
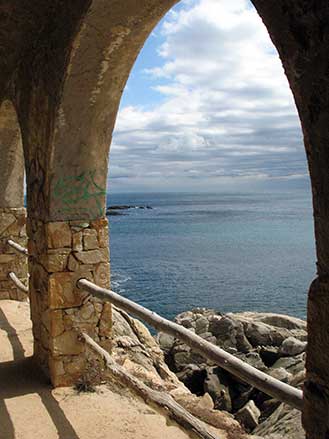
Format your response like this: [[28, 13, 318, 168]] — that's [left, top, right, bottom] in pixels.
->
[[110, 306, 247, 439], [157, 308, 306, 438]]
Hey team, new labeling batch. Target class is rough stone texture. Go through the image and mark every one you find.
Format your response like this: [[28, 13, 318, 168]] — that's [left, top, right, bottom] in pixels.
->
[[235, 400, 261, 432], [0, 207, 28, 301], [28, 216, 111, 387], [159, 308, 307, 437], [279, 337, 307, 357], [0, 100, 25, 208], [254, 403, 304, 439]]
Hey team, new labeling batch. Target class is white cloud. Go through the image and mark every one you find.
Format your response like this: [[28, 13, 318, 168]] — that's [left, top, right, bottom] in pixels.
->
[[109, 0, 307, 191]]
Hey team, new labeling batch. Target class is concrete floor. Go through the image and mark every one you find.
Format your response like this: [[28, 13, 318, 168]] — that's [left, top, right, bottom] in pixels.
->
[[0, 300, 197, 439]]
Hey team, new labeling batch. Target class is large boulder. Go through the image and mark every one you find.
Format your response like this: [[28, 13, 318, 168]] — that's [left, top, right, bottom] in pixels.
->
[[271, 353, 305, 376], [268, 367, 292, 383], [253, 403, 303, 439], [212, 315, 252, 353], [235, 352, 268, 372], [195, 315, 209, 335], [156, 307, 307, 438], [204, 367, 232, 411], [235, 400, 261, 431], [231, 312, 307, 344], [240, 320, 291, 347], [157, 332, 176, 354], [279, 337, 307, 357]]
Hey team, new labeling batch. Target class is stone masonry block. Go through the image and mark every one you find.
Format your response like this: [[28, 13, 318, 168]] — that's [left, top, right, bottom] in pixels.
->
[[83, 229, 99, 250], [74, 247, 109, 265], [94, 262, 110, 289], [46, 222, 72, 248], [49, 272, 84, 309], [51, 330, 84, 356], [72, 232, 83, 251], [0, 213, 16, 236], [40, 249, 70, 273]]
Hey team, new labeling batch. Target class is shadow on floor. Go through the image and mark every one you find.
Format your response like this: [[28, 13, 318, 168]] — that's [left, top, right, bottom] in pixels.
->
[[0, 308, 25, 361], [0, 307, 79, 439]]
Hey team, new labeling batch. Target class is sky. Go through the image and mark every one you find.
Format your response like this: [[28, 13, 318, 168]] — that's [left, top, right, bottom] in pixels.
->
[[108, 0, 310, 194]]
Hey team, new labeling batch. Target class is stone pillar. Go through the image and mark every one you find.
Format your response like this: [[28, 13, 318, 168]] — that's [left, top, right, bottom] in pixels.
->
[[302, 279, 329, 438], [0, 100, 27, 300], [0, 207, 28, 300], [28, 217, 111, 387]]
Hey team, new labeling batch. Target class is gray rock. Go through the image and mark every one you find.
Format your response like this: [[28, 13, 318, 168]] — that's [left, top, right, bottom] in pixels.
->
[[226, 347, 238, 354], [254, 403, 303, 439], [180, 317, 195, 329], [259, 398, 281, 422], [215, 316, 252, 353], [271, 353, 305, 376], [236, 352, 267, 372], [235, 400, 261, 431], [204, 369, 232, 412], [279, 336, 307, 357], [251, 313, 306, 331], [157, 332, 175, 353], [259, 345, 280, 367], [231, 384, 254, 412], [289, 370, 305, 388], [208, 315, 223, 335], [176, 364, 205, 391], [172, 344, 191, 370], [242, 320, 291, 347], [195, 316, 209, 334], [198, 332, 217, 344], [268, 367, 292, 383], [175, 311, 195, 328]]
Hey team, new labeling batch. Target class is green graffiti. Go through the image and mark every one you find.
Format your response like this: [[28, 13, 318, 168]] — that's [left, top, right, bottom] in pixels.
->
[[53, 170, 106, 217]]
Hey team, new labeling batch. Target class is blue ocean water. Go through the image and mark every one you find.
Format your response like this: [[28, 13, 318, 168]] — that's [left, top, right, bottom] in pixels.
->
[[106, 191, 316, 321]]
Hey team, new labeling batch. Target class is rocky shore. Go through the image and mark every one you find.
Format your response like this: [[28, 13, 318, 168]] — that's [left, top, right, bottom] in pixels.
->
[[157, 308, 306, 438]]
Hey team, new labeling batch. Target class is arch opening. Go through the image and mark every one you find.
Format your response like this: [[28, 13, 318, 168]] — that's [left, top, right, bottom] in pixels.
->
[[0, 99, 28, 301], [105, 0, 316, 434], [107, 0, 314, 320]]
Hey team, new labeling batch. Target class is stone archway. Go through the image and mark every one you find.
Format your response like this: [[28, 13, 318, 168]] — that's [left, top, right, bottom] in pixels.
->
[[0, 99, 28, 301], [0, 1, 329, 437]]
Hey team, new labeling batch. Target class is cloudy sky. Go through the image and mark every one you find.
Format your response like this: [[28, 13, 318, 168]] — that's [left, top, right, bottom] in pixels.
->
[[108, 0, 309, 193]]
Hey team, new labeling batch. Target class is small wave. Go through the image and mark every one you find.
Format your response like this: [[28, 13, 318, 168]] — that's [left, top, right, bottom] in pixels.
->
[[111, 271, 131, 293]]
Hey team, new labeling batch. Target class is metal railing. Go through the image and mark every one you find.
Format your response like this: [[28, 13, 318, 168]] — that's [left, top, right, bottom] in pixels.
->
[[5, 239, 303, 411]]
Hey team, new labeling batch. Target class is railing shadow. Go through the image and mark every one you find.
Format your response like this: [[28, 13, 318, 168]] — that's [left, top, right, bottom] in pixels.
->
[[0, 308, 79, 439], [0, 308, 25, 361]]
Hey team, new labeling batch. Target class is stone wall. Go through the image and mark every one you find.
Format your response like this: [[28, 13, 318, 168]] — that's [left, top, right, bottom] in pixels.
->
[[0, 207, 28, 300], [27, 217, 112, 387]]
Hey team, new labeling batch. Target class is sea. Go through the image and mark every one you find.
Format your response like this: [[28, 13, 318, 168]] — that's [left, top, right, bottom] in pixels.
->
[[106, 191, 316, 322]]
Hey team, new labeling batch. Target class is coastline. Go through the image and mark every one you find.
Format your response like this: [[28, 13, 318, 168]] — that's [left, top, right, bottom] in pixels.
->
[[157, 307, 306, 435]]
